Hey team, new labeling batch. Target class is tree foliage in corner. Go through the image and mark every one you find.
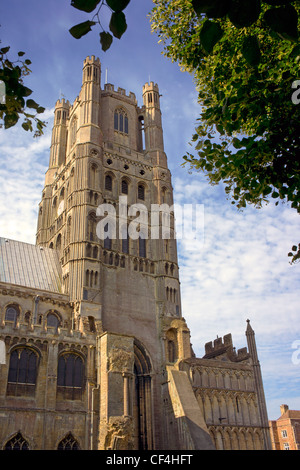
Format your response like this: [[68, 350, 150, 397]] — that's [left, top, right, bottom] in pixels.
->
[[151, 0, 300, 263], [0, 46, 46, 136], [69, 0, 131, 50]]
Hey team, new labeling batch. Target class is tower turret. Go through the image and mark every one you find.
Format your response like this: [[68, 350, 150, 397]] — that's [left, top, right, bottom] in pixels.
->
[[77, 55, 102, 146], [246, 319, 272, 449], [143, 82, 167, 168]]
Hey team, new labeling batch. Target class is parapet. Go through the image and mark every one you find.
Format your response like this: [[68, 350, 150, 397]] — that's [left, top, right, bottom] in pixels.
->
[[83, 55, 101, 66], [143, 81, 159, 93], [204, 333, 249, 362], [55, 98, 71, 108], [103, 83, 137, 103]]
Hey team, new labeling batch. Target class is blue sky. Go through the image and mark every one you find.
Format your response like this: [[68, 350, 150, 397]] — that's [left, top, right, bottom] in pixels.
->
[[1, 0, 299, 421]]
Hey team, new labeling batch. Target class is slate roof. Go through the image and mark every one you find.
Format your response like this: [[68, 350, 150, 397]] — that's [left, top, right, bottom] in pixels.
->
[[0, 237, 62, 293]]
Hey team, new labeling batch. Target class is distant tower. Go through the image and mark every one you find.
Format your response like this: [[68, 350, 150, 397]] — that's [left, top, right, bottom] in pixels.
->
[[246, 319, 272, 450]]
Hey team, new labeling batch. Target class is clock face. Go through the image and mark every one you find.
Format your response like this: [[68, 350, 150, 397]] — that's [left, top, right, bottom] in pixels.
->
[[57, 200, 64, 216]]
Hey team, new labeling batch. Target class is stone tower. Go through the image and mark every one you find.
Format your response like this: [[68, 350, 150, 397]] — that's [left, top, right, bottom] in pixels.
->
[[35, 56, 196, 449], [0, 57, 271, 451]]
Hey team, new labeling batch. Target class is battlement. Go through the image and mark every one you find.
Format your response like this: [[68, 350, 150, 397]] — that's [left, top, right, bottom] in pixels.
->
[[103, 83, 137, 103], [83, 55, 101, 66], [143, 81, 159, 93], [204, 333, 249, 362], [55, 98, 71, 108]]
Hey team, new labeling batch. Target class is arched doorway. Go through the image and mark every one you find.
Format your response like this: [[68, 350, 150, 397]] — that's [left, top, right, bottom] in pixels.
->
[[133, 340, 153, 450]]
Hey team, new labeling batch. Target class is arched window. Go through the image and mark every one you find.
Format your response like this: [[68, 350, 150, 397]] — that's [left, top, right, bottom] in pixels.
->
[[114, 108, 128, 134], [57, 433, 80, 450], [121, 225, 129, 254], [46, 313, 60, 330], [57, 353, 85, 400], [4, 432, 29, 450], [138, 184, 145, 200], [167, 340, 176, 363], [105, 174, 112, 191], [139, 232, 147, 258], [56, 233, 62, 252], [121, 179, 128, 195], [87, 212, 96, 241], [104, 223, 112, 250], [7, 347, 39, 397], [5, 305, 19, 323]]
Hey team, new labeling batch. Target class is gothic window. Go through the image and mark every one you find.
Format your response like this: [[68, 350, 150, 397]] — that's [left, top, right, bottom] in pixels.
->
[[4, 433, 29, 450], [5, 305, 19, 323], [121, 225, 129, 254], [93, 246, 98, 259], [138, 184, 145, 200], [46, 313, 60, 330], [90, 164, 98, 189], [104, 223, 112, 249], [139, 233, 146, 258], [56, 233, 62, 252], [86, 243, 92, 257], [87, 212, 96, 241], [57, 353, 85, 400], [114, 108, 128, 134], [105, 174, 112, 191], [57, 433, 80, 450], [121, 179, 128, 195], [167, 340, 176, 363], [7, 347, 39, 397]]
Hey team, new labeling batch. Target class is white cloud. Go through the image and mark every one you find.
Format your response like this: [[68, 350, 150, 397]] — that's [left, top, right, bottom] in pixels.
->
[[0, 109, 53, 243]]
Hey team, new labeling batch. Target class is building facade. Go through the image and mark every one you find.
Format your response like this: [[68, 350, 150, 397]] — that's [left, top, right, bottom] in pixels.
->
[[269, 405, 300, 450], [0, 56, 271, 450]]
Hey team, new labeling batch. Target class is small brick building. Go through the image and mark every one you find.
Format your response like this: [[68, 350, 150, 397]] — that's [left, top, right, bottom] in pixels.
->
[[269, 405, 300, 450]]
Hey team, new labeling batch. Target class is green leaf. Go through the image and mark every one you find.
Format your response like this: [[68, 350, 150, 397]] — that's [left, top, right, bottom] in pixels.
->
[[26, 99, 39, 109], [100, 31, 113, 51], [192, 0, 230, 18], [292, 245, 298, 251], [18, 51, 26, 57], [106, 0, 130, 12], [71, 0, 100, 13], [0, 46, 10, 54], [263, 5, 298, 41], [69, 20, 96, 39], [37, 106, 46, 114], [200, 20, 223, 53], [228, 0, 261, 28], [109, 11, 127, 39], [242, 35, 261, 66], [4, 112, 19, 128], [22, 121, 30, 131]]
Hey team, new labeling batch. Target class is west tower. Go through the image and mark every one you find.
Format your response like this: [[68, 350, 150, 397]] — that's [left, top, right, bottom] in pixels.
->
[[36, 56, 193, 449], [0, 57, 271, 451]]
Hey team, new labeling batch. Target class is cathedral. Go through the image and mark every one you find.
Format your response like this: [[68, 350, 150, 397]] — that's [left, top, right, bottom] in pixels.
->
[[0, 56, 271, 450]]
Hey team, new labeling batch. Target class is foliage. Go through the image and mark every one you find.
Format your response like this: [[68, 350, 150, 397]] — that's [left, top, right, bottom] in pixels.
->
[[0, 46, 46, 137], [69, 0, 130, 50], [150, 0, 300, 262]]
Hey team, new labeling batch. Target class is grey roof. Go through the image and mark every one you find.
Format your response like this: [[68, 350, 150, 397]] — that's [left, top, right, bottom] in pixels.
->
[[0, 237, 62, 293]]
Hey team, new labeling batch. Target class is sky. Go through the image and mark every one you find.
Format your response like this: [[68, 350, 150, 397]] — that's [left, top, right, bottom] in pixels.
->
[[0, 0, 299, 422]]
